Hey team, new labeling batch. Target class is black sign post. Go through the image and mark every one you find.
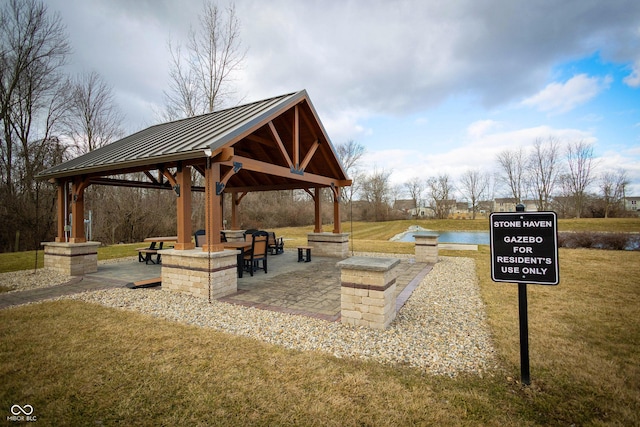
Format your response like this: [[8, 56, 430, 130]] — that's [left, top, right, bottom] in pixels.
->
[[490, 205, 559, 385]]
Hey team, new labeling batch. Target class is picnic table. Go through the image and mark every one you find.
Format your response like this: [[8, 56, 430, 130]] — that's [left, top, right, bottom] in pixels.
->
[[138, 236, 177, 264], [223, 241, 252, 278]]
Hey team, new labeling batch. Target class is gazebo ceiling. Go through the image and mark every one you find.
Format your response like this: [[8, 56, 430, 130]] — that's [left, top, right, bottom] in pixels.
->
[[38, 90, 351, 193]]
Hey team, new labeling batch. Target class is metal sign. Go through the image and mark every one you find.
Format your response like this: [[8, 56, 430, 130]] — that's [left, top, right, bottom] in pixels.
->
[[490, 211, 559, 285]]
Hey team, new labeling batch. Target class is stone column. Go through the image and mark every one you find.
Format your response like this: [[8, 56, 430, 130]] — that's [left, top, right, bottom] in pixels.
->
[[222, 230, 246, 242], [161, 249, 237, 300], [42, 241, 100, 276], [337, 256, 400, 330], [414, 234, 438, 263], [307, 232, 349, 258]]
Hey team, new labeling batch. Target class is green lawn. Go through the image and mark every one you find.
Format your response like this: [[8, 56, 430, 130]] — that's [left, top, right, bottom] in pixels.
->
[[0, 219, 639, 425]]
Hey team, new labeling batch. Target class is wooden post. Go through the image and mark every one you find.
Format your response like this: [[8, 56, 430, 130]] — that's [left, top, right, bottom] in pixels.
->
[[333, 186, 342, 234], [55, 182, 66, 242], [174, 165, 195, 250], [231, 192, 238, 229], [203, 162, 223, 252], [314, 187, 322, 233], [69, 177, 87, 243]]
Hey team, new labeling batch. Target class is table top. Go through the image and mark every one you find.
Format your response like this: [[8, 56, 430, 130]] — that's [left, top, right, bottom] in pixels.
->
[[223, 241, 252, 249], [144, 236, 178, 242]]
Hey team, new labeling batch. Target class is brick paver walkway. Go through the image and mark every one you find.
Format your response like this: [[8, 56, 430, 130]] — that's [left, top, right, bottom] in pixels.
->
[[1, 251, 433, 320]]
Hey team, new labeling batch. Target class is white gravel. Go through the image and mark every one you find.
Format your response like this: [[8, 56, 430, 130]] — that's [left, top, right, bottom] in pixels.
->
[[58, 256, 498, 377]]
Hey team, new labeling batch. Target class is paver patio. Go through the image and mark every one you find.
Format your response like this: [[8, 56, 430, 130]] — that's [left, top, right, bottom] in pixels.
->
[[1, 250, 433, 321]]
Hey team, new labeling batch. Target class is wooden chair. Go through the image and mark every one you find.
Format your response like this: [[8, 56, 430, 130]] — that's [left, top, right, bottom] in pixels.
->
[[195, 229, 228, 246], [267, 231, 284, 255], [243, 229, 259, 241], [243, 231, 268, 276], [194, 229, 206, 247]]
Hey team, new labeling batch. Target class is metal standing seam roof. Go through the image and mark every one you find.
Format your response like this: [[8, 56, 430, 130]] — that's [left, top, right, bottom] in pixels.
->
[[37, 90, 341, 181]]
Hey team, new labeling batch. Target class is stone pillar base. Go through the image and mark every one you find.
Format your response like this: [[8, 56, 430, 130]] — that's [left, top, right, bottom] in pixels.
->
[[415, 234, 438, 263], [222, 229, 246, 242], [42, 241, 100, 276], [307, 232, 350, 258], [337, 257, 400, 329], [161, 249, 237, 300]]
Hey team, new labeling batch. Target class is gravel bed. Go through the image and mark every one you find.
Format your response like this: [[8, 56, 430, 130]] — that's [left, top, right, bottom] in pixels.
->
[[0, 269, 72, 293], [62, 256, 497, 376], [0, 257, 137, 293]]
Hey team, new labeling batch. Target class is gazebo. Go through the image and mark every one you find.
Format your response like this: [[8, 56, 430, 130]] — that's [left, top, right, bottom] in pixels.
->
[[38, 90, 352, 298]]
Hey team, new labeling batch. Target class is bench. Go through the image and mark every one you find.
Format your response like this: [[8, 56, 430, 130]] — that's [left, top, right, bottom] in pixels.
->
[[297, 246, 312, 262], [137, 248, 159, 264]]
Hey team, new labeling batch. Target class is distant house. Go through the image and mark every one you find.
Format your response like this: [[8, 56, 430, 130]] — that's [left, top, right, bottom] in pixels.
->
[[411, 206, 435, 218], [493, 198, 517, 212], [492, 198, 538, 212], [624, 196, 640, 212], [393, 199, 416, 214]]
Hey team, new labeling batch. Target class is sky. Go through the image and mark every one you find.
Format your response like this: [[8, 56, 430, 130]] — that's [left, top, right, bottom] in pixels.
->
[[46, 0, 640, 197]]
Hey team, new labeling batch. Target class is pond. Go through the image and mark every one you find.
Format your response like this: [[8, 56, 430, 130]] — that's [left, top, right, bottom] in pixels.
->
[[395, 230, 490, 245]]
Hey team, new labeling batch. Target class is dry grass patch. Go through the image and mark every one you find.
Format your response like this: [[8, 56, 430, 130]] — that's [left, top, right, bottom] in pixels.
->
[[472, 246, 640, 425], [1, 300, 525, 426]]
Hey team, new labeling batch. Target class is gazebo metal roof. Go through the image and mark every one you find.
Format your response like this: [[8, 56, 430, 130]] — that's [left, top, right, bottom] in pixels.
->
[[38, 90, 349, 192]]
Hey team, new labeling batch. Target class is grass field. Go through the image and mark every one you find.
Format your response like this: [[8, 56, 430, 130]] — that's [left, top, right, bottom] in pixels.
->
[[1, 218, 639, 425]]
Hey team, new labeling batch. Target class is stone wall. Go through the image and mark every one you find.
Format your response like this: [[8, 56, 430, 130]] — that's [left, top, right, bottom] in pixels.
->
[[42, 241, 100, 276], [337, 257, 400, 329], [414, 234, 438, 263], [161, 249, 237, 300], [307, 232, 350, 258]]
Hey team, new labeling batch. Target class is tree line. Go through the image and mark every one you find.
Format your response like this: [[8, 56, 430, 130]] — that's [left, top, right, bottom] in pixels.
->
[[345, 136, 630, 222]]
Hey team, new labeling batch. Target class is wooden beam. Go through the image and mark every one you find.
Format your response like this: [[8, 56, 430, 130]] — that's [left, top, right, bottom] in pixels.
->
[[203, 162, 224, 252], [333, 186, 342, 234], [298, 103, 318, 141], [69, 177, 90, 243], [175, 166, 195, 250], [303, 188, 314, 199], [299, 139, 320, 172], [314, 187, 322, 233], [144, 171, 159, 184], [55, 182, 66, 242], [293, 105, 300, 169], [268, 121, 294, 169], [160, 168, 177, 188], [246, 133, 274, 147], [227, 155, 344, 187], [89, 177, 205, 192]]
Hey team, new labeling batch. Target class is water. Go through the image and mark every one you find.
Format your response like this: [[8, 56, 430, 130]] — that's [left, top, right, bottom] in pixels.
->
[[398, 230, 490, 245]]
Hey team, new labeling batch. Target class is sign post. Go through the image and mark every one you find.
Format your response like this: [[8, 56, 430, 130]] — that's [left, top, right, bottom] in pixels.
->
[[490, 205, 559, 385]]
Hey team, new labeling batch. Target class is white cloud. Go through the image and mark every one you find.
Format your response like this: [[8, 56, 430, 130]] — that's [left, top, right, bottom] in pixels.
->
[[521, 74, 612, 114], [467, 120, 501, 138], [623, 60, 640, 87]]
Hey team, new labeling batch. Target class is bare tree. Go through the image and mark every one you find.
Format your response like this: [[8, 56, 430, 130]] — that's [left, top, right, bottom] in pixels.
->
[[600, 170, 628, 218], [360, 168, 392, 221], [0, 0, 70, 251], [427, 174, 454, 219], [163, 1, 245, 118], [64, 71, 125, 154], [335, 139, 365, 205], [496, 146, 528, 203], [458, 169, 490, 219], [0, 0, 70, 192], [529, 137, 562, 211], [404, 176, 423, 214], [564, 140, 596, 218]]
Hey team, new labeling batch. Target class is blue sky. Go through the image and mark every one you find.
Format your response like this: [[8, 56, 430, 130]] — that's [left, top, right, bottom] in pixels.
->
[[47, 0, 640, 196]]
